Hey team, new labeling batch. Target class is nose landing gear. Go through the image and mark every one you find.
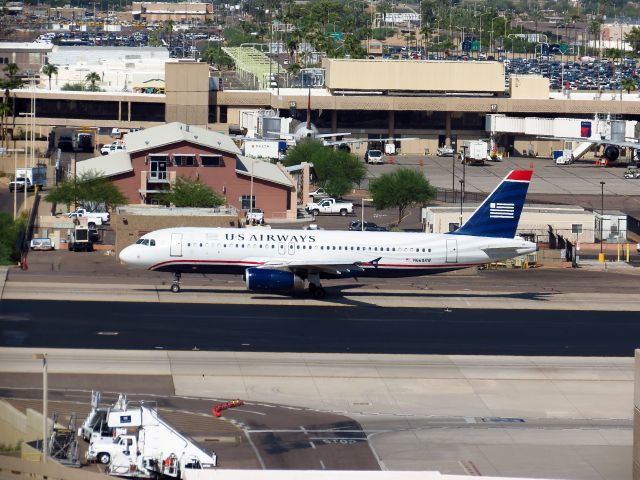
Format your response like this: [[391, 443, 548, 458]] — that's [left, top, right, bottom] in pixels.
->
[[307, 273, 326, 299], [170, 272, 182, 293]]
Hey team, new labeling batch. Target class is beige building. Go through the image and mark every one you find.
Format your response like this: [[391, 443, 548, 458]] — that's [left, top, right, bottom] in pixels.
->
[[131, 2, 213, 23]]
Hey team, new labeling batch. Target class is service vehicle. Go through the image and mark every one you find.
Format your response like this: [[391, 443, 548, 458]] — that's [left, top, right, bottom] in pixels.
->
[[86, 396, 217, 478], [68, 225, 93, 252], [58, 136, 73, 151], [14, 165, 47, 191], [68, 208, 110, 226], [364, 149, 384, 164], [461, 140, 490, 165], [624, 166, 640, 178], [101, 142, 125, 155], [305, 197, 354, 216], [9, 179, 29, 192], [74, 131, 94, 152]]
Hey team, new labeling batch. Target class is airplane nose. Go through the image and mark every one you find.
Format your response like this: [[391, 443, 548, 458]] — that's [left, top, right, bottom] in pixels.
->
[[119, 245, 138, 265]]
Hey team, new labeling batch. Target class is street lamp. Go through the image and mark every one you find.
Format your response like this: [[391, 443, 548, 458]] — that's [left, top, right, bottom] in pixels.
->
[[459, 179, 464, 228], [18, 112, 34, 214], [599, 181, 605, 261], [8, 148, 25, 219], [33, 353, 48, 463]]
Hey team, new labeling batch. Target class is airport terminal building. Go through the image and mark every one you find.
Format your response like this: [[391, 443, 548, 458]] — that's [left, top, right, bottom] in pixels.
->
[[6, 58, 640, 159]]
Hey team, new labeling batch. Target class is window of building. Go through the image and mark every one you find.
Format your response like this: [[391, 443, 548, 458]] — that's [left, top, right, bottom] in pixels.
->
[[200, 155, 222, 167], [240, 195, 255, 210], [173, 154, 195, 166]]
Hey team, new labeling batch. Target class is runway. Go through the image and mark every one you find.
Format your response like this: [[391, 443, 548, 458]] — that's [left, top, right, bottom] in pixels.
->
[[2, 299, 640, 356]]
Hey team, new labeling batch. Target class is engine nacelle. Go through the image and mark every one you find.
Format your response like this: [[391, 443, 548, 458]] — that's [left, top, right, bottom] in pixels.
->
[[244, 268, 305, 292], [604, 145, 620, 162]]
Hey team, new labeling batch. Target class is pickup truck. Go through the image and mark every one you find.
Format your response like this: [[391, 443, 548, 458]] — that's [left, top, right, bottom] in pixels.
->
[[306, 198, 354, 216], [68, 208, 110, 226]]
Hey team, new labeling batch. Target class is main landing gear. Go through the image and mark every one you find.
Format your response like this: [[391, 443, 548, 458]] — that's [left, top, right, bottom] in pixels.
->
[[307, 273, 326, 299], [170, 272, 181, 293]]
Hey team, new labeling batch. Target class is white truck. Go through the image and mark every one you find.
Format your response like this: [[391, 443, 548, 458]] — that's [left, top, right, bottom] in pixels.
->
[[15, 165, 47, 191], [86, 404, 217, 478], [68, 208, 110, 226], [461, 140, 490, 165], [243, 139, 286, 159], [306, 197, 354, 216]]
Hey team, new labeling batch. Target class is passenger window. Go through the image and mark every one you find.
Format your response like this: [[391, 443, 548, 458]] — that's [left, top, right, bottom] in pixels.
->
[[187, 243, 190, 247]]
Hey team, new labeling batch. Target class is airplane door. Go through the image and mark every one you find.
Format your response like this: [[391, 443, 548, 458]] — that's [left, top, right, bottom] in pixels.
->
[[287, 242, 295, 255], [278, 243, 285, 255], [445, 239, 458, 263], [170, 233, 183, 257]]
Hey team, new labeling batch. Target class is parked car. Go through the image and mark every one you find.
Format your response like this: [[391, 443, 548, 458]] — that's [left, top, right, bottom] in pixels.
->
[[436, 146, 455, 157], [246, 208, 264, 223], [30, 238, 54, 250], [364, 149, 384, 164], [348, 220, 388, 231], [309, 188, 328, 199]]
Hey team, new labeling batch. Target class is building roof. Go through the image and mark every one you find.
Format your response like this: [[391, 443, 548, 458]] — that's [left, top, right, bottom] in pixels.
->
[[0, 42, 53, 52], [76, 151, 133, 178], [124, 122, 241, 156], [236, 156, 293, 188]]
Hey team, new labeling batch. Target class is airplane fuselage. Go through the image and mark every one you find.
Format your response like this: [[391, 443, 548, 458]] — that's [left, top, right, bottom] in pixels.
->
[[120, 227, 536, 278]]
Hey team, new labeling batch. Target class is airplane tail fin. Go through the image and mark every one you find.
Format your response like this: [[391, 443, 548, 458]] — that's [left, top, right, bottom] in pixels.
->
[[449, 170, 532, 238]]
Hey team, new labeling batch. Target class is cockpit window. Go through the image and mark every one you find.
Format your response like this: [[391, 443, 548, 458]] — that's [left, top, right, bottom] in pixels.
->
[[149, 239, 155, 246], [135, 239, 150, 246]]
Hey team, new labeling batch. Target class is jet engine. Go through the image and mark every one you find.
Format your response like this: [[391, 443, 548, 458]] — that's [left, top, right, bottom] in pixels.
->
[[604, 145, 620, 162], [244, 268, 305, 292]]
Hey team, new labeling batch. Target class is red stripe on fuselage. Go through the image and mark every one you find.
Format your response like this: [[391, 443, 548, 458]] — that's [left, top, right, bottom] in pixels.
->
[[150, 259, 480, 270]]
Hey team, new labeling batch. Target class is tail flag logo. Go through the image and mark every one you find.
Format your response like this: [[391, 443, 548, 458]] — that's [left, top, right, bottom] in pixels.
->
[[489, 202, 515, 219]]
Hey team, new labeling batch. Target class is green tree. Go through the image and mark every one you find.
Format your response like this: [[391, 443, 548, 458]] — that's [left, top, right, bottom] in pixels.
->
[[622, 77, 637, 94], [200, 46, 234, 69], [164, 20, 175, 49], [0, 101, 10, 149], [0, 212, 25, 265], [42, 63, 58, 90], [626, 26, 640, 54], [369, 168, 436, 226], [158, 176, 225, 208], [3, 63, 23, 89], [85, 72, 101, 91], [283, 139, 366, 198], [45, 171, 127, 212]]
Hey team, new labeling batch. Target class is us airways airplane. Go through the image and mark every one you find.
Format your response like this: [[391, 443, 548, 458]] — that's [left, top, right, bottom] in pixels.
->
[[119, 170, 536, 298]]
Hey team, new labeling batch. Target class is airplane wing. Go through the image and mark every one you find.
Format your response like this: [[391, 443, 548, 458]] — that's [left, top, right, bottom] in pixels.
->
[[540, 136, 640, 149], [254, 257, 383, 275]]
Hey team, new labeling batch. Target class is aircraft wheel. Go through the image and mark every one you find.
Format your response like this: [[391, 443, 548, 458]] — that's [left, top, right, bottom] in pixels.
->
[[312, 286, 326, 299], [170, 283, 181, 293]]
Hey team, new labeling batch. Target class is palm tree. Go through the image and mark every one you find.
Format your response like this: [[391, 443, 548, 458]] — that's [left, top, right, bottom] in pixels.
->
[[4, 62, 22, 89], [85, 72, 101, 91], [0, 101, 10, 149], [622, 77, 636, 94], [42, 63, 58, 90], [164, 20, 175, 49]]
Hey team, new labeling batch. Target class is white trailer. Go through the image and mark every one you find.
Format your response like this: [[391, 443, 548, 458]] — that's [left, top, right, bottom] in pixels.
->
[[87, 402, 217, 479]]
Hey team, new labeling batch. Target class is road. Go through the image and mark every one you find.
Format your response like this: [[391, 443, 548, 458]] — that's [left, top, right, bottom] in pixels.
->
[[1, 299, 639, 356]]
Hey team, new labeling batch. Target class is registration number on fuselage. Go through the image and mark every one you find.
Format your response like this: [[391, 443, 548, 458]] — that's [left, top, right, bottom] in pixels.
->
[[412, 258, 432, 263]]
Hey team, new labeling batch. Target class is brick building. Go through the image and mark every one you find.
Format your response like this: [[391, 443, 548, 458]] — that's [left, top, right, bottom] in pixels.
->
[[76, 122, 297, 220]]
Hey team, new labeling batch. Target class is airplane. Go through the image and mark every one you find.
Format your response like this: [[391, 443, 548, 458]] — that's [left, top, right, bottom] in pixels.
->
[[119, 170, 537, 299]]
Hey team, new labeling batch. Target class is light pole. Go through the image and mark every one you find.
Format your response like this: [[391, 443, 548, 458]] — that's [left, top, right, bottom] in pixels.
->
[[19, 112, 34, 213], [361, 197, 373, 230], [459, 179, 464, 228], [33, 353, 47, 463], [600, 180, 605, 261], [9, 148, 25, 219]]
